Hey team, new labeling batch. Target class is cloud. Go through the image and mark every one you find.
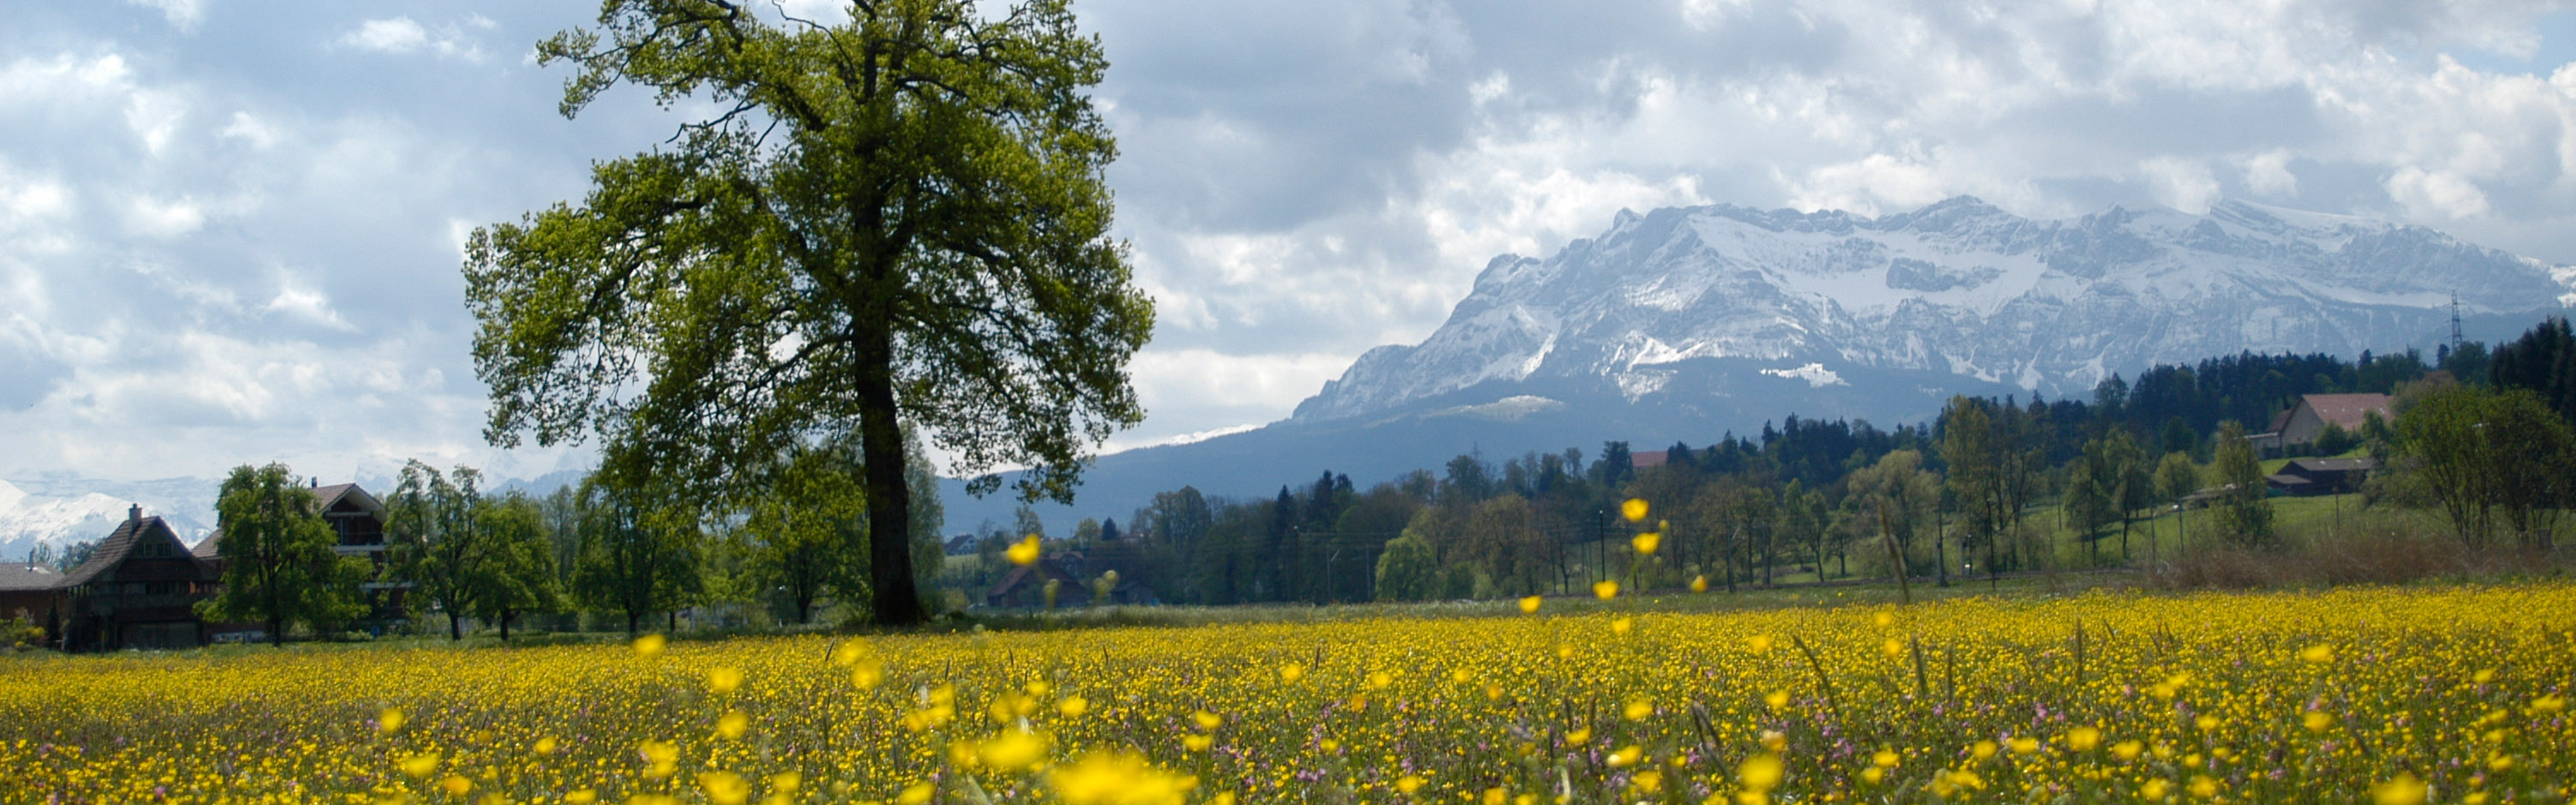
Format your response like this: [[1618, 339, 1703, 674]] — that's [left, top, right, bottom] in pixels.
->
[[333, 17, 488, 62], [124, 0, 203, 31], [13, 0, 2576, 487], [2386, 164, 2494, 218]]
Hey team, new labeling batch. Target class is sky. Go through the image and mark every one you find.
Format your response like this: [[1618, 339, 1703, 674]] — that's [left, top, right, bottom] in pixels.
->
[[5, 0, 2576, 486]]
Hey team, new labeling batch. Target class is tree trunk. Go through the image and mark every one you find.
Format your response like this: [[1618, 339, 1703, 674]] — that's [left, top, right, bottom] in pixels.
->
[[498, 609, 513, 641], [448, 602, 463, 641], [856, 323, 931, 627], [625, 611, 640, 638], [270, 616, 283, 648]]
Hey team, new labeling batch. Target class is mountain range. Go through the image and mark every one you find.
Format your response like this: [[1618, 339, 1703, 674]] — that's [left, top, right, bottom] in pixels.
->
[[945, 197, 2576, 534]]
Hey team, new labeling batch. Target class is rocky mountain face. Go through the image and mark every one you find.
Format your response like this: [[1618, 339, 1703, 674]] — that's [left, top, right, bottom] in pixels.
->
[[1294, 197, 2576, 425], [947, 196, 2576, 534]]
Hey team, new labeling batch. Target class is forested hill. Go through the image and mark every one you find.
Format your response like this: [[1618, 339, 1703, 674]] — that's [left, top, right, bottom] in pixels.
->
[[940, 318, 2576, 607]]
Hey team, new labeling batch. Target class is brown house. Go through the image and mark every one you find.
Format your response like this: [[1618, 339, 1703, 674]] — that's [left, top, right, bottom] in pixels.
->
[[2258, 393, 2392, 453], [57, 505, 226, 650], [0, 562, 71, 645], [194, 482, 405, 625]]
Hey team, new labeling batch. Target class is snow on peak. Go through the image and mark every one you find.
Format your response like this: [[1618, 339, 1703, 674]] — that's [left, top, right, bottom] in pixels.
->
[[1291, 196, 2576, 424]]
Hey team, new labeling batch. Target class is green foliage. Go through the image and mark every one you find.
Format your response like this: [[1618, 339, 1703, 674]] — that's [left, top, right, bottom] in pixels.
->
[[467, 493, 564, 640], [1372, 529, 1440, 602], [2311, 420, 2359, 456], [199, 463, 362, 647], [2211, 420, 2275, 546], [2154, 451, 2201, 509], [570, 480, 704, 636], [2396, 385, 2576, 547], [387, 462, 490, 640], [468, 0, 1150, 627], [2490, 316, 2576, 425]]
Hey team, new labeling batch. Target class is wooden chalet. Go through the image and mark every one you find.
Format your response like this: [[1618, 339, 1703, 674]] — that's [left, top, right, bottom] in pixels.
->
[[57, 505, 226, 650]]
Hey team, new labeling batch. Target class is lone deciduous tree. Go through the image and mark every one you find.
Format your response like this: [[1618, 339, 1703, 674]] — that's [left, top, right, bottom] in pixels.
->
[[200, 463, 363, 647], [466, 0, 1152, 626]]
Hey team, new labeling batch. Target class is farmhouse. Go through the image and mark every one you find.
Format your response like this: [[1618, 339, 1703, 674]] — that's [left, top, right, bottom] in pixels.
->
[[58, 505, 227, 650], [9, 481, 397, 652], [0, 562, 69, 644], [2256, 393, 2392, 453]]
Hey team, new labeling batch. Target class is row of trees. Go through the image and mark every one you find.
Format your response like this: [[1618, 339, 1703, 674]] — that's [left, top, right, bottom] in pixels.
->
[[196, 437, 952, 644], [1013, 319, 2574, 607]]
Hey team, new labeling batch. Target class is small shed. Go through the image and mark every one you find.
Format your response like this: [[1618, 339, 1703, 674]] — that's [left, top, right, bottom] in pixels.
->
[[2272, 457, 2378, 496]]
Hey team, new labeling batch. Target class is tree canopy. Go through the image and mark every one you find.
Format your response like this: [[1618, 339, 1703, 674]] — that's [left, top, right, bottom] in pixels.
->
[[466, 0, 1153, 625], [199, 463, 363, 647]]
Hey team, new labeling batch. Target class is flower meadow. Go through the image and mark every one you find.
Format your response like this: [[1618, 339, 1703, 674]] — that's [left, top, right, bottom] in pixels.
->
[[3, 582, 2572, 805]]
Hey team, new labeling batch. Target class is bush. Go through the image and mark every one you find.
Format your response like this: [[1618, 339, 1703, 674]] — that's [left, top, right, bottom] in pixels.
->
[[2, 611, 44, 650]]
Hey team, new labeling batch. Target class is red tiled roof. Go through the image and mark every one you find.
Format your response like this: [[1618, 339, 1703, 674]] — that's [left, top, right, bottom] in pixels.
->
[[1631, 450, 1668, 469]]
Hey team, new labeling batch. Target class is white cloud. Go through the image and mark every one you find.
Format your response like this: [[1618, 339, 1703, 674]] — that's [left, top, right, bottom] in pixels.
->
[[123, 0, 203, 31], [262, 282, 356, 332], [125, 194, 205, 237], [1788, 153, 1951, 216], [2138, 157, 2221, 214], [339, 18, 430, 54], [218, 110, 278, 148], [2386, 164, 2493, 218], [2241, 150, 2299, 197], [333, 17, 487, 62]]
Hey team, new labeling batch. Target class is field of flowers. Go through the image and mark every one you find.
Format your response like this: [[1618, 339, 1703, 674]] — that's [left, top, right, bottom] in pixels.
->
[[3, 581, 2570, 805]]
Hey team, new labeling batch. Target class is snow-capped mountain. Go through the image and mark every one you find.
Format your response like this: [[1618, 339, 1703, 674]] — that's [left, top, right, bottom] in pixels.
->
[[1295, 197, 2576, 424], [0, 476, 218, 564]]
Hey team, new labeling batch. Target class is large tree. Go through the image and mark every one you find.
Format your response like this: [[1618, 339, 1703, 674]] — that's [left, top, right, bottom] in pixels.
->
[[466, 0, 1153, 626], [388, 461, 491, 640], [572, 480, 706, 637], [199, 463, 364, 647], [467, 493, 564, 641]]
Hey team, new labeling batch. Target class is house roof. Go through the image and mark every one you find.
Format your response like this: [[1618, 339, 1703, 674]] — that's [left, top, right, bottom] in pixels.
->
[[984, 560, 1086, 601], [60, 515, 212, 587], [2285, 457, 2380, 474], [1631, 450, 1669, 470], [0, 562, 63, 592], [2298, 394, 2393, 431], [313, 483, 387, 516]]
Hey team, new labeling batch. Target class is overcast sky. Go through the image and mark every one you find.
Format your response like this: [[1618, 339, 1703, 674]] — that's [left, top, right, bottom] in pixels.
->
[[6, 0, 2576, 486]]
